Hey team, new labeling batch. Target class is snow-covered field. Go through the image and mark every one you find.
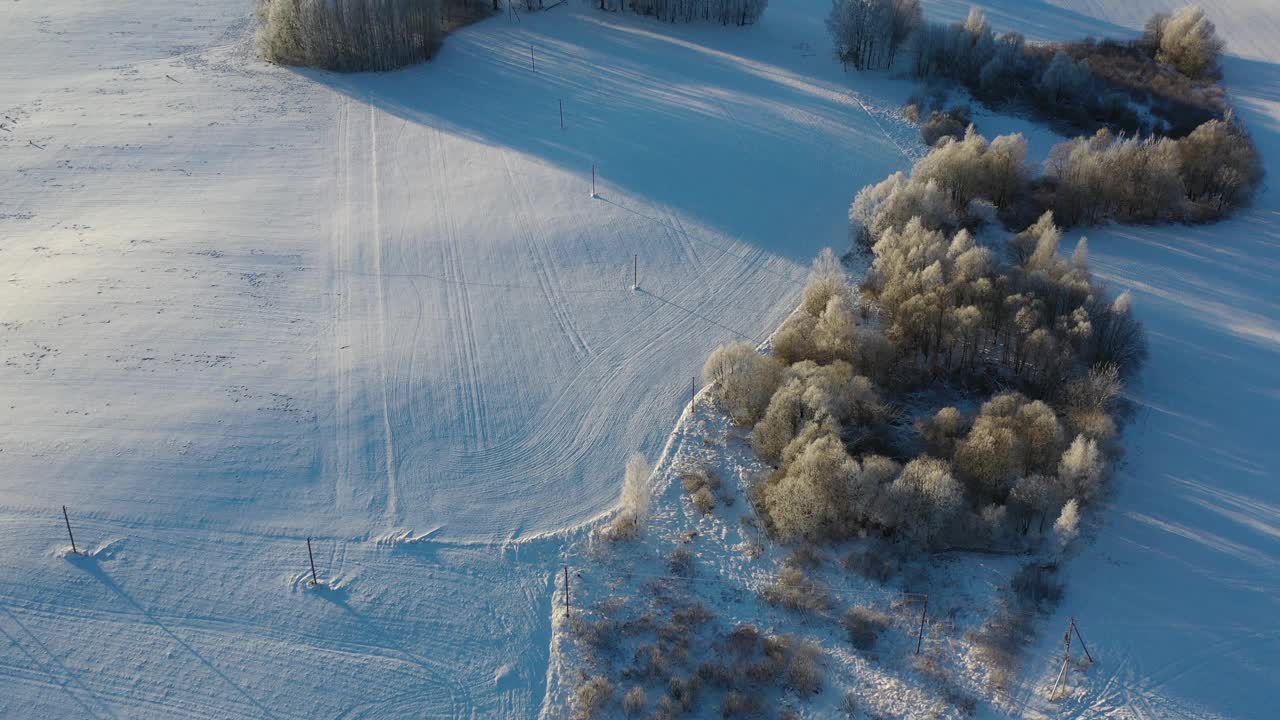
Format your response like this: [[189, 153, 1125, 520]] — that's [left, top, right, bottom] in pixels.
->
[[1, 0, 1277, 717]]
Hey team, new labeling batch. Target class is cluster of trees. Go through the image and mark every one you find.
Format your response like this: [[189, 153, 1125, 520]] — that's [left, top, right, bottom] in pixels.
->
[[1045, 119, 1263, 224], [595, 0, 768, 25], [830, 3, 1237, 139], [826, 0, 922, 70], [703, 130, 1149, 549], [256, 0, 443, 71]]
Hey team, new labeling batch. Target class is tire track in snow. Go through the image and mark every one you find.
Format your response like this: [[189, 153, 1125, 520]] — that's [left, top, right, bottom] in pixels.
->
[[428, 125, 491, 448], [331, 96, 354, 514], [369, 105, 401, 524], [500, 150, 592, 358]]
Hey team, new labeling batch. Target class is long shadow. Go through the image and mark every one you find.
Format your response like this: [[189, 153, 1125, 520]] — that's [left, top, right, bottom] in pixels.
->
[[0, 605, 118, 720], [296, 5, 911, 261], [70, 558, 278, 719]]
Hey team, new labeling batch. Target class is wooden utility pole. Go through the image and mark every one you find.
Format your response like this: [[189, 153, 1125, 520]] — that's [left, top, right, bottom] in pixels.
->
[[559, 100, 564, 130], [591, 163, 597, 198], [62, 505, 78, 555], [306, 537, 319, 587], [632, 254, 638, 290], [1050, 619, 1074, 699], [563, 565, 570, 614], [530, 45, 535, 72], [915, 595, 928, 654], [691, 376, 696, 408]]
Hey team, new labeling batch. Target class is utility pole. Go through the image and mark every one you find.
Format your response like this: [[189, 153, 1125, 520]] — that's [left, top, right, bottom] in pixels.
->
[[62, 505, 78, 555], [530, 45, 535, 72], [306, 537, 319, 587], [563, 565, 570, 614], [559, 100, 564, 130], [1050, 618, 1074, 699], [632, 254, 638, 290], [590, 163, 597, 198], [915, 595, 928, 654]]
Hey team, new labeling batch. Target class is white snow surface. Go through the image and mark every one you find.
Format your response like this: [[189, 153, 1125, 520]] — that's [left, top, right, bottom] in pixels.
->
[[2, 0, 1278, 717]]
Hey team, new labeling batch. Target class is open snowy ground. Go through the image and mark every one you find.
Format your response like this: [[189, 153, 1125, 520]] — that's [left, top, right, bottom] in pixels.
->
[[0, 0, 916, 717]]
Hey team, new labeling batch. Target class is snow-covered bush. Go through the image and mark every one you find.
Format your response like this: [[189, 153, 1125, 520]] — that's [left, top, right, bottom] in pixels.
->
[[575, 675, 613, 719], [256, 0, 443, 71]]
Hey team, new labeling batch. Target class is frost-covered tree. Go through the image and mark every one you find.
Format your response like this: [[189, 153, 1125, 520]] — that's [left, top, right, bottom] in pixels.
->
[[1156, 6, 1224, 79], [1058, 434, 1106, 500], [764, 434, 870, 541], [889, 457, 963, 545], [704, 342, 784, 424], [1052, 498, 1081, 550]]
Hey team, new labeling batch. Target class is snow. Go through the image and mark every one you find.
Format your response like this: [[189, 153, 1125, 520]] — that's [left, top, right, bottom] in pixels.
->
[[2, 0, 1277, 717]]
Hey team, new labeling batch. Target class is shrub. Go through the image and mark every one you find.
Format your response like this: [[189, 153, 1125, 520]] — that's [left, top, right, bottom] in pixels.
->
[[786, 641, 824, 694], [921, 106, 971, 147], [721, 691, 765, 717], [668, 547, 696, 578], [691, 486, 716, 514], [843, 542, 899, 582], [844, 606, 891, 650], [575, 676, 613, 719], [256, 0, 443, 71], [622, 686, 646, 716], [762, 565, 829, 612]]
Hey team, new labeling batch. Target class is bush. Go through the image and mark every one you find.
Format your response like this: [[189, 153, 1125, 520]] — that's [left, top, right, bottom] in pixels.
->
[[843, 542, 899, 582], [575, 676, 613, 719], [921, 106, 971, 147], [256, 0, 442, 72], [622, 686, 646, 716], [721, 691, 765, 717], [786, 641, 824, 694], [844, 606, 891, 650], [761, 565, 829, 612]]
